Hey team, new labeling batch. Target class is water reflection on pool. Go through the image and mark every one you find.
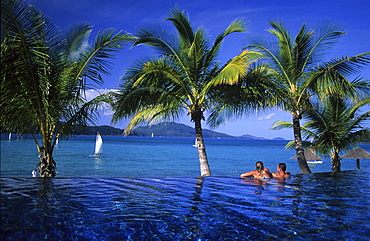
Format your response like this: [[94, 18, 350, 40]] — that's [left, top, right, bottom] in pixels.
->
[[1, 170, 370, 240]]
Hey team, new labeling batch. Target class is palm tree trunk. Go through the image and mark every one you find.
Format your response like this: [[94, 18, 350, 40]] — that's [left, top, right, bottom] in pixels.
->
[[36, 138, 57, 177], [331, 152, 341, 173], [293, 114, 311, 174], [193, 116, 211, 176], [37, 153, 57, 177]]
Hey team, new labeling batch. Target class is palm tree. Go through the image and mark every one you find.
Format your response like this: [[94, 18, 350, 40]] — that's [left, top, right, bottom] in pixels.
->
[[273, 96, 370, 172], [248, 20, 370, 173], [112, 8, 261, 176], [1, 0, 134, 177]]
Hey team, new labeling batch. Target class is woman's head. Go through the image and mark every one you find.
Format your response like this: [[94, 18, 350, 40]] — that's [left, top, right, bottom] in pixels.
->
[[256, 161, 264, 172]]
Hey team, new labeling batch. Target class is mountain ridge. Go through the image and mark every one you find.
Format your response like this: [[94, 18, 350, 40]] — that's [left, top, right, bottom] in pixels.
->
[[78, 122, 286, 140]]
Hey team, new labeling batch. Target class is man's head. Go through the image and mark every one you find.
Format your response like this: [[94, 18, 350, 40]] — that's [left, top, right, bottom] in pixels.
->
[[277, 163, 287, 172]]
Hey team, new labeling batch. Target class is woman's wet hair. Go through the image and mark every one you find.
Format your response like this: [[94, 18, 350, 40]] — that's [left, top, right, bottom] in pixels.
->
[[256, 161, 264, 173]]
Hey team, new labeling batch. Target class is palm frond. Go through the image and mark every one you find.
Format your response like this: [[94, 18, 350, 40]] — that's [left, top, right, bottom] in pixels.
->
[[207, 64, 279, 128], [63, 22, 92, 61], [59, 93, 111, 135], [209, 50, 262, 86], [271, 120, 293, 130], [317, 53, 370, 76], [75, 29, 134, 86], [134, 24, 178, 56], [268, 20, 294, 68], [308, 53, 370, 99], [309, 21, 345, 59], [207, 18, 247, 64], [349, 77, 370, 99], [123, 103, 184, 135], [166, 7, 194, 47], [293, 24, 314, 73]]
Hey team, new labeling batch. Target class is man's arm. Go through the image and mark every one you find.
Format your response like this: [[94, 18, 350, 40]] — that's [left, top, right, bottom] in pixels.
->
[[271, 172, 279, 177]]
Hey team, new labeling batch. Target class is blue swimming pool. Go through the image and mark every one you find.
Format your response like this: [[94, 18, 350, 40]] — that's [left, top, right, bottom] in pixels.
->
[[1, 170, 369, 240]]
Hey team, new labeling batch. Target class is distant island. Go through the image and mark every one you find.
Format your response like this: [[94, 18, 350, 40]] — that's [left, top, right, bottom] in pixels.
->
[[74, 122, 287, 140], [3, 121, 369, 141]]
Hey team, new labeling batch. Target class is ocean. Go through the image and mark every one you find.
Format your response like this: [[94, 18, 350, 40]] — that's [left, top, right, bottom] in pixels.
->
[[1, 135, 370, 240], [1, 135, 369, 177]]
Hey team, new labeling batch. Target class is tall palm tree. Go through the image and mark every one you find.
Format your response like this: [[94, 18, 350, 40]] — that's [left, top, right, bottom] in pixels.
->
[[112, 8, 261, 176], [248, 20, 370, 173], [1, 0, 134, 177], [273, 97, 370, 172]]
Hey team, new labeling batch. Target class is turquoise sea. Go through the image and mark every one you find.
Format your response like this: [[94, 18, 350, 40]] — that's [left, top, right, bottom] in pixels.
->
[[1, 135, 369, 177], [1, 135, 370, 240]]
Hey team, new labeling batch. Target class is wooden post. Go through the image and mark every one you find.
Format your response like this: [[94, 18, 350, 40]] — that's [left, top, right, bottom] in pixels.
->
[[356, 158, 360, 170]]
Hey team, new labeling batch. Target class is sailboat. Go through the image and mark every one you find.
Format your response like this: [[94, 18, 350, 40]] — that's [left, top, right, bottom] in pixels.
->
[[8, 133, 12, 141], [90, 133, 103, 157]]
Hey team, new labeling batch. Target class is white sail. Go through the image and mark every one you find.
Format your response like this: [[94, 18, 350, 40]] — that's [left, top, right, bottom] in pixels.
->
[[8, 133, 12, 141], [94, 133, 103, 155]]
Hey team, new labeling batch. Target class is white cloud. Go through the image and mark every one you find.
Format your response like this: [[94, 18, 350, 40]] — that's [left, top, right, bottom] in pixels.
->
[[257, 113, 275, 121], [83, 89, 118, 101], [82, 89, 119, 116]]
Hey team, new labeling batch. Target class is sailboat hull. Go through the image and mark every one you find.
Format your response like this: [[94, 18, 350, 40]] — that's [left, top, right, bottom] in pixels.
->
[[307, 160, 323, 164], [89, 154, 102, 158]]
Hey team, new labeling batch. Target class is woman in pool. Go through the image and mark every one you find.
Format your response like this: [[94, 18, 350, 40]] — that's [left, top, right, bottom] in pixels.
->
[[240, 161, 272, 179]]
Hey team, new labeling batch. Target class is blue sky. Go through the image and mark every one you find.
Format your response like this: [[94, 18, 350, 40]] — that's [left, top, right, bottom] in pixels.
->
[[28, 0, 370, 139]]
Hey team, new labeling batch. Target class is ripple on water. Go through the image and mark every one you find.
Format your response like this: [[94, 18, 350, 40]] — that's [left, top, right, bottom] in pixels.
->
[[1, 170, 370, 240]]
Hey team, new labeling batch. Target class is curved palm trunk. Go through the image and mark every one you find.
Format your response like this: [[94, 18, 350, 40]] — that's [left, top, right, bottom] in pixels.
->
[[193, 114, 211, 176], [331, 152, 341, 173], [293, 114, 311, 174]]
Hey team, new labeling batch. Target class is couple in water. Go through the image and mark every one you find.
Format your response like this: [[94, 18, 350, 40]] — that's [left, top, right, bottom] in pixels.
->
[[240, 161, 291, 179]]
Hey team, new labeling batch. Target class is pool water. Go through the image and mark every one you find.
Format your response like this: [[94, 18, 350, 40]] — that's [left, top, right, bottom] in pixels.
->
[[1, 170, 369, 240]]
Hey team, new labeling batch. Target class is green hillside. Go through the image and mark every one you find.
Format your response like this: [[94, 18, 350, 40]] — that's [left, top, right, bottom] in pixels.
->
[[72, 125, 123, 136]]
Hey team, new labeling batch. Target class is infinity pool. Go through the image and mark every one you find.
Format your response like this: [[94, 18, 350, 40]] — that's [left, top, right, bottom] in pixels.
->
[[1, 170, 369, 240]]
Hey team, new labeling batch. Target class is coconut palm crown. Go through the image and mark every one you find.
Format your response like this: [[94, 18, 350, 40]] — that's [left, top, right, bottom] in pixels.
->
[[112, 8, 261, 176]]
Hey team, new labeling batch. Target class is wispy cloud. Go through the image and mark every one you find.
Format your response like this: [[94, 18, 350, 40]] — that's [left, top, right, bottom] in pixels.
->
[[257, 113, 275, 121], [83, 89, 118, 116], [83, 89, 117, 101]]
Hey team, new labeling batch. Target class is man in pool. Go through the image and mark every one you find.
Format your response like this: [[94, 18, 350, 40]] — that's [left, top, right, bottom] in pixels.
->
[[271, 163, 291, 179], [240, 161, 272, 179]]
